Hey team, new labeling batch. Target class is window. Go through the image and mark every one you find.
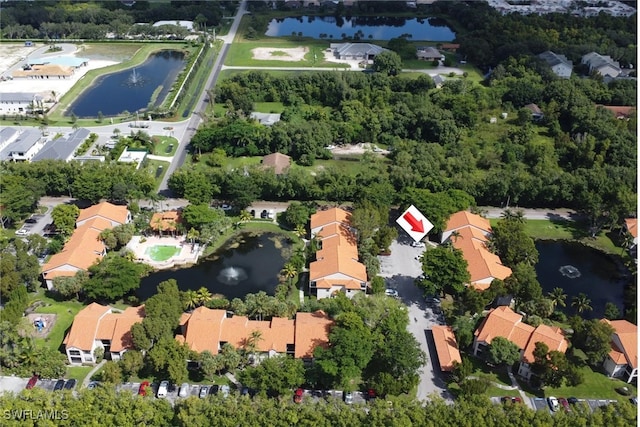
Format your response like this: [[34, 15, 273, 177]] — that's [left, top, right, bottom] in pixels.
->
[[70, 357, 82, 364], [69, 350, 81, 356]]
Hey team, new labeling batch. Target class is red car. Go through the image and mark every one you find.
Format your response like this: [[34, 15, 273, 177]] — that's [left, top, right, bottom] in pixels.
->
[[501, 396, 522, 404], [558, 397, 571, 412], [25, 375, 39, 390], [293, 388, 304, 404], [138, 381, 150, 396]]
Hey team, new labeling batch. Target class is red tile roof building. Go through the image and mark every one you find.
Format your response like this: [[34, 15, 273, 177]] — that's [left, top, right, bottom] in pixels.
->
[[441, 211, 512, 290], [64, 303, 144, 364], [473, 306, 568, 379], [309, 208, 367, 299], [431, 325, 462, 372], [175, 307, 333, 361], [602, 319, 637, 383], [41, 202, 130, 289]]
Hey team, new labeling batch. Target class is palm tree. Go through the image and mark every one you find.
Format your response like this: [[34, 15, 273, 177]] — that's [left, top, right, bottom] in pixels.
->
[[183, 289, 199, 310], [281, 263, 297, 286], [154, 217, 164, 237], [196, 287, 212, 306], [450, 230, 462, 243], [547, 287, 567, 310], [187, 228, 199, 249], [571, 293, 593, 314], [243, 330, 263, 366], [294, 225, 306, 240], [501, 208, 525, 223], [239, 210, 252, 223]]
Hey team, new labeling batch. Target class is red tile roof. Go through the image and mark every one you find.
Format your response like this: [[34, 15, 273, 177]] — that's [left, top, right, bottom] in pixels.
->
[[603, 319, 637, 369], [310, 208, 351, 230], [64, 303, 111, 351], [475, 307, 568, 363], [444, 211, 491, 234], [625, 218, 637, 238], [76, 201, 129, 225], [432, 325, 462, 371], [176, 307, 333, 359]]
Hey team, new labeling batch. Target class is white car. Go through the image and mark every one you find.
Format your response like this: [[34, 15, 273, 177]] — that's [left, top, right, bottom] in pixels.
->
[[344, 391, 353, 404], [157, 380, 169, 398], [178, 383, 189, 398], [385, 289, 399, 298], [411, 241, 426, 248], [220, 385, 230, 397], [15, 229, 29, 236], [221, 204, 232, 211], [547, 396, 560, 412]]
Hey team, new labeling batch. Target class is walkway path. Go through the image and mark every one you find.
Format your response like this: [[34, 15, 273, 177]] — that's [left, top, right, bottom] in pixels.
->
[[466, 366, 534, 410], [82, 360, 105, 388]]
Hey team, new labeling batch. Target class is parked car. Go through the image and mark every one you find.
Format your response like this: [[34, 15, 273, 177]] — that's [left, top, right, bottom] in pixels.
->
[[138, 381, 150, 396], [64, 379, 77, 390], [411, 241, 426, 248], [26, 375, 39, 390], [87, 381, 101, 390], [501, 396, 522, 404], [219, 385, 230, 397], [366, 389, 377, 401], [630, 397, 637, 405], [384, 289, 399, 298], [25, 218, 37, 224], [425, 296, 441, 304], [157, 380, 169, 398], [178, 383, 190, 398], [15, 229, 28, 236], [547, 396, 560, 412], [53, 379, 65, 391], [240, 386, 250, 396], [209, 385, 219, 395], [567, 397, 579, 405], [199, 386, 209, 399], [558, 397, 570, 412], [293, 388, 304, 404], [344, 391, 353, 404], [221, 204, 232, 211]]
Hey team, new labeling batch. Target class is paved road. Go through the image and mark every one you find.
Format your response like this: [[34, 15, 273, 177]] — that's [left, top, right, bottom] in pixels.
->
[[378, 237, 452, 403], [157, 0, 249, 196]]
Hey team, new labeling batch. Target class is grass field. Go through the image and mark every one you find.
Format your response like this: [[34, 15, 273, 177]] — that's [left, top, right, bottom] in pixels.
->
[[66, 366, 93, 383], [253, 101, 285, 113], [151, 136, 178, 156], [539, 366, 636, 400], [143, 158, 170, 190], [31, 294, 84, 352], [225, 40, 349, 68], [489, 218, 621, 255]]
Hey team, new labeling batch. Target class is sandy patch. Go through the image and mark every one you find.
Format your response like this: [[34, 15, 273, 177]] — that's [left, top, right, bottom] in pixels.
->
[[251, 47, 309, 62], [0, 44, 39, 75], [22, 314, 57, 339], [331, 143, 390, 155]]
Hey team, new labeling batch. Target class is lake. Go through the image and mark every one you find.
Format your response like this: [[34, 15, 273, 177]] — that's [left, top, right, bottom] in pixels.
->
[[265, 16, 455, 41], [138, 232, 288, 301], [68, 50, 185, 118], [534, 241, 627, 319]]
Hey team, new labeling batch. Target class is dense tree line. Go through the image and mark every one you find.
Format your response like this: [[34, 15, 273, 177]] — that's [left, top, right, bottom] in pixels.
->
[[0, 0, 231, 40], [430, 1, 637, 69], [0, 160, 156, 214], [0, 388, 636, 426], [189, 60, 635, 227]]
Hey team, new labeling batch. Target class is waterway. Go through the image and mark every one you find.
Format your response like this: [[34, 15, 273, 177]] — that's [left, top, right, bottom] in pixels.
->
[[68, 50, 185, 118], [265, 16, 455, 41], [534, 241, 627, 319]]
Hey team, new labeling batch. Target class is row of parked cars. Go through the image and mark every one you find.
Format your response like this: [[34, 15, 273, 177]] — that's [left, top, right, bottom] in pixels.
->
[[154, 380, 232, 399], [25, 375, 76, 391]]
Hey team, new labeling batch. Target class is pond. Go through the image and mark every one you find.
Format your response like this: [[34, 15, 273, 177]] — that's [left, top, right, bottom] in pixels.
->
[[265, 16, 455, 41], [68, 50, 185, 118], [138, 232, 289, 301], [534, 241, 627, 319]]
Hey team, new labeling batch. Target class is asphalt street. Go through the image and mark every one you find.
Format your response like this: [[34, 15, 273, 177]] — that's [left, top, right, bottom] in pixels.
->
[[378, 236, 452, 403]]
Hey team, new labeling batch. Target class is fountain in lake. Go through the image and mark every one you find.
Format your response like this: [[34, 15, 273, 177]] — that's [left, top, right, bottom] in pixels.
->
[[126, 68, 145, 87], [217, 266, 248, 285], [559, 265, 581, 279]]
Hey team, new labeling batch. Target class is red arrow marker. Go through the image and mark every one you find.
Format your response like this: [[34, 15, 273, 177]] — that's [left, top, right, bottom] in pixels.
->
[[403, 212, 424, 233]]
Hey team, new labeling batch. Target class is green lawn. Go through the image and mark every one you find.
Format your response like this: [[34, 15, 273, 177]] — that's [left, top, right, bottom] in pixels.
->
[[225, 40, 349, 68], [67, 366, 93, 383], [541, 366, 637, 400], [143, 158, 171, 190], [145, 245, 181, 262], [151, 136, 178, 156], [31, 294, 84, 351], [489, 218, 622, 255], [253, 102, 285, 113]]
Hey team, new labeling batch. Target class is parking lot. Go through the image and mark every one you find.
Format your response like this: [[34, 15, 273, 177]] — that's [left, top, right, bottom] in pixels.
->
[[526, 397, 617, 414]]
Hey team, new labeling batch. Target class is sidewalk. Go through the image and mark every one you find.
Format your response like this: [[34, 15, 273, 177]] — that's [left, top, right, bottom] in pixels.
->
[[82, 360, 105, 388]]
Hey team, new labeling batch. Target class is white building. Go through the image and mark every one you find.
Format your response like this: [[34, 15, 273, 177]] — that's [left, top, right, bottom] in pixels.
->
[[0, 92, 43, 115], [538, 51, 573, 79], [602, 319, 638, 383], [581, 52, 622, 78], [0, 129, 44, 162]]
